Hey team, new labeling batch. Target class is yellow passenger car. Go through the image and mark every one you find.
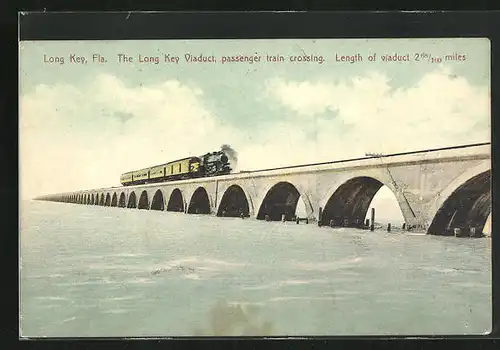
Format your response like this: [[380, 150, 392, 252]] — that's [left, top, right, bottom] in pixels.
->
[[133, 168, 149, 182], [165, 157, 201, 179], [166, 157, 191, 177], [120, 156, 202, 186], [120, 172, 134, 186], [150, 164, 166, 180]]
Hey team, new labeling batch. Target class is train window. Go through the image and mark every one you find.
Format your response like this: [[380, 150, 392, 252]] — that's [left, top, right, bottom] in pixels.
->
[[179, 164, 181, 172]]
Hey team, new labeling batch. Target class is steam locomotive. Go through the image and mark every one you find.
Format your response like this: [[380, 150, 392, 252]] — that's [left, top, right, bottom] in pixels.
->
[[120, 150, 232, 186]]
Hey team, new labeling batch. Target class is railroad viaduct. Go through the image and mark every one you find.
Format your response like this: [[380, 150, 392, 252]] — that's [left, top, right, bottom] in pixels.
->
[[36, 143, 492, 236]]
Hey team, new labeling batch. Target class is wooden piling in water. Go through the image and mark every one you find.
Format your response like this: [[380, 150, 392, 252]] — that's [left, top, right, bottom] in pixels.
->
[[370, 208, 375, 231]]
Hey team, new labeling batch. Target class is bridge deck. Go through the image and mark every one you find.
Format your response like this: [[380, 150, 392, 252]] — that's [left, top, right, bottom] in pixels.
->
[[40, 142, 491, 196]]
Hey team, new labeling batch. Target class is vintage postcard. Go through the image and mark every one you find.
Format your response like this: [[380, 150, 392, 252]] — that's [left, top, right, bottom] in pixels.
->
[[19, 38, 491, 337]]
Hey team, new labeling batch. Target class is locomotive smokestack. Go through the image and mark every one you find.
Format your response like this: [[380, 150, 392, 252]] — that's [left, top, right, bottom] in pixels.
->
[[221, 144, 238, 170]]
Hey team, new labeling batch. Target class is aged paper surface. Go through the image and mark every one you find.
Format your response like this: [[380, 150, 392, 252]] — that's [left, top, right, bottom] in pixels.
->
[[19, 38, 491, 337]]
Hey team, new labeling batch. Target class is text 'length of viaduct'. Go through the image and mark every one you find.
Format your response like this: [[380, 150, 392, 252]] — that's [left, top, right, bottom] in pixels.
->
[[37, 143, 492, 236]]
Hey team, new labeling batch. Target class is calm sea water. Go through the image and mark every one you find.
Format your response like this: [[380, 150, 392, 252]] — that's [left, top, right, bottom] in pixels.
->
[[20, 200, 492, 337]]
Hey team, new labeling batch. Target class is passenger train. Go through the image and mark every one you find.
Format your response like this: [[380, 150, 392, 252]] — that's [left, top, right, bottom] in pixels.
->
[[120, 150, 232, 186]]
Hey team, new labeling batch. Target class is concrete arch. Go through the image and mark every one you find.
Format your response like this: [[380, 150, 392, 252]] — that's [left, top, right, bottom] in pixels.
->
[[86, 194, 91, 204], [127, 191, 137, 208], [217, 182, 256, 217], [318, 172, 406, 227], [99, 193, 105, 206], [111, 193, 118, 207], [256, 181, 308, 221], [150, 189, 165, 211], [188, 187, 211, 214], [105, 193, 111, 206], [321, 176, 385, 228], [91, 194, 95, 205], [255, 180, 314, 220], [428, 161, 491, 223], [118, 192, 126, 208], [138, 190, 149, 210], [319, 172, 397, 209], [217, 184, 250, 217], [428, 169, 491, 236], [167, 188, 185, 212]]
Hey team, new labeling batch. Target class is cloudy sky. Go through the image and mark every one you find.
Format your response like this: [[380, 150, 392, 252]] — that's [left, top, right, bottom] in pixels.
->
[[19, 38, 490, 213]]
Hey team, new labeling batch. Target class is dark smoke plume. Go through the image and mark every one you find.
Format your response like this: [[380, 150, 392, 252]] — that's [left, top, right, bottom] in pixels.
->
[[221, 144, 238, 169]]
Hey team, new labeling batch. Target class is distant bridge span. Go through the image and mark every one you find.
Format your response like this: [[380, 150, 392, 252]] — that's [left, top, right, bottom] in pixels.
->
[[37, 143, 491, 236]]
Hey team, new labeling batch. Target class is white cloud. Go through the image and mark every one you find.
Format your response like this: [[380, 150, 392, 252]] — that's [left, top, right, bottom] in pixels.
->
[[265, 65, 490, 157], [19, 74, 243, 199]]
